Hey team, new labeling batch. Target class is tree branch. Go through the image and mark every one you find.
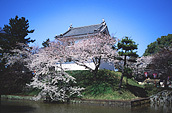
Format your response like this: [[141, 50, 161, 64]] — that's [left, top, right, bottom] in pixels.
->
[[73, 60, 94, 72]]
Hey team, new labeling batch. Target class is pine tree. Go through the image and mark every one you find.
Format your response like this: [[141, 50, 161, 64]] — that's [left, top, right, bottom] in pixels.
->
[[3, 15, 35, 49], [117, 37, 138, 89], [0, 16, 35, 95], [1, 16, 35, 73]]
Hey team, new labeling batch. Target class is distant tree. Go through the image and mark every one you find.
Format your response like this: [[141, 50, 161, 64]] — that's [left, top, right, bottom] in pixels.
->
[[143, 34, 172, 56], [117, 37, 138, 89], [151, 47, 172, 87], [129, 56, 153, 81], [42, 38, 50, 47]]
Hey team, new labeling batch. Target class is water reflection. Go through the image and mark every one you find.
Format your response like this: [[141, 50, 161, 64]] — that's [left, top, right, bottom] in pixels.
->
[[150, 103, 172, 113], [1, 99, 172, 113], [1, 105, 36, 113]]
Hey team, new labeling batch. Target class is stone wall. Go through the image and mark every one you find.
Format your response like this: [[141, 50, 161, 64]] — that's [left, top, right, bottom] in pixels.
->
[[150, 90, 172, 106], [70, 98, 150, 108]]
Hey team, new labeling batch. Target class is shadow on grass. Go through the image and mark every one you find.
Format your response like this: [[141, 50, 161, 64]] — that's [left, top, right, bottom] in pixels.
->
[[126, 84, 148, 98]]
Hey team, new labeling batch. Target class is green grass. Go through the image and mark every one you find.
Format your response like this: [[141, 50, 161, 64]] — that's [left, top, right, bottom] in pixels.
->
[[83, 88, 137, 100], [67, 69, 143, 100], [1, 95, 32, 100], [14, 69, 156, 100], [123, 77, 144, 88]]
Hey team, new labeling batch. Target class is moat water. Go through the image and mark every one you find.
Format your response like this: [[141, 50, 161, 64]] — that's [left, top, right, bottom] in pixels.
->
[[0, 99, 172, 113]]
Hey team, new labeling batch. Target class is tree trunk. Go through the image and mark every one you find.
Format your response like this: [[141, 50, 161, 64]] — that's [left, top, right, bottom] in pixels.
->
[[124, 55, 127, 66], [93, 65, 99, 81], [0, 94, 1, 106], [119, 55, 126, 89], [93, 56, 101, 81], [164, 78, 168, 88], [119, 74, 124, 89]]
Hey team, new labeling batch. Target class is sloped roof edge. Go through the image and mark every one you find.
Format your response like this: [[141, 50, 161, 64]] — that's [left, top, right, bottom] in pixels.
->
[[56, 20, 109, 38]]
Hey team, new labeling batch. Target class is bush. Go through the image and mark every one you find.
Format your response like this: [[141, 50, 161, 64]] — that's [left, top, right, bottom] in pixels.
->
[[144, 84, 162, 96], [66, 70, 92, 87], [123, 67, 133, 79], [67, 69, 120, 96]]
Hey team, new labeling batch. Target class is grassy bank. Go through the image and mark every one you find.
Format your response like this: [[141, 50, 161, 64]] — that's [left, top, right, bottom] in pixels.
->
[[1, 95, 32, 100], [12, 70, 161, 101], [67, 70, 146, 100]]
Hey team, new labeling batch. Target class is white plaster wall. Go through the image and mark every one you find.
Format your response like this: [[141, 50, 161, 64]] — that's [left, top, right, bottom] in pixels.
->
[[57, 63, 95, 71], [56, 61, 114, 71]]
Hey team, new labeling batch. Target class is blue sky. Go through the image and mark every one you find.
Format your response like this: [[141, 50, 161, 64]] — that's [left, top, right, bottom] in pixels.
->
[[1, 0, 172, 56]]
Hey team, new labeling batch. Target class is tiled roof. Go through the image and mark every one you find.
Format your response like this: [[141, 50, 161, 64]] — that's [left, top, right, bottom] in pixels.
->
[[63, 24, 102, 37], [56, 20, 109, 38]]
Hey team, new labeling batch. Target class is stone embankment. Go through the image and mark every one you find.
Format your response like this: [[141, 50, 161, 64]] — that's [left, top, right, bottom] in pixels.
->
[[70, 98, 150, 108], [1, 95, 150, 108], [150, 90, 172, 106]]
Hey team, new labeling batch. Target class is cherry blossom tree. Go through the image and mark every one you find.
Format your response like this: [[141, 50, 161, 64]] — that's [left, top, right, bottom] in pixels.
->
[[58, 33, 118, 78], [151, 47, 172, 87], [131, 47, 172, 87], [114, 55, 153, 81], [129, 56, 153, 80], [4, 33, 117, 100], [4, 43, 84, 102]]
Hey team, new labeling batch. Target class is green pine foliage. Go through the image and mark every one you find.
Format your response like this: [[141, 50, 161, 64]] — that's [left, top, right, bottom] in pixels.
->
[[3, 15, 35, 45], [117, 37, 138, 89], [117, 37, 138, 57]]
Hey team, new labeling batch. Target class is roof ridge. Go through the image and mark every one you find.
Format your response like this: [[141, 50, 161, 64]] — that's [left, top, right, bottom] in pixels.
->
[[71, 23, 102, 29]]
